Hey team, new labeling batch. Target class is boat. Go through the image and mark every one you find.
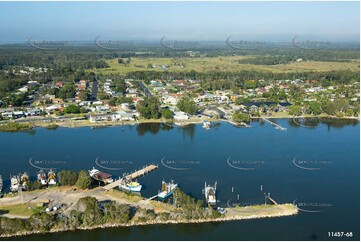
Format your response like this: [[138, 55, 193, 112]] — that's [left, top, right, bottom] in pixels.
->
[[0, 175, 3, 193], [88, 167, 113, 184], [202, 120, 211, 129], [48, 169, 57, 186], [20, 172, 29, 190], [157, 180, 178, 200], [10, 175, 20, 192], [37, 170, 48, 186], [118, 179, 142, 192], [204, 181, 217, 205]]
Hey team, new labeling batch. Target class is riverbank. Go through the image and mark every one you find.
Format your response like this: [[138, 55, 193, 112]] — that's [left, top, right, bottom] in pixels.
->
[[0, 186, 298, 238], [0, 114, 359, 132]]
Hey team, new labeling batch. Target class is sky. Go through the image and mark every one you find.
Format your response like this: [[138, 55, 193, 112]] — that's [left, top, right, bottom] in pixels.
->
[[0, 1, 359, 43]]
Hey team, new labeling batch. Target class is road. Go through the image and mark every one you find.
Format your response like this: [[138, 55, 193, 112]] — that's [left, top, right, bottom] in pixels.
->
[[91, 79, 99, 101], [137, 81, 152, 97]]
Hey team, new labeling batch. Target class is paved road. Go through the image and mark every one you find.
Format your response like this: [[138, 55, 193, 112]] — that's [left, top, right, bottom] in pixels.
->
[[137, 81, 152, 97], [91, 80, 99, 101]]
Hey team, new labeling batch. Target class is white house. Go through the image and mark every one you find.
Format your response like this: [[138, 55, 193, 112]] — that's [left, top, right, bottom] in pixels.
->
[[174, 111, 189, 121]]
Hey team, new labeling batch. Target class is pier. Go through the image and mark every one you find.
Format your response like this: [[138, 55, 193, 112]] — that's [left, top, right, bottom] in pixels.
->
[[102, 164, 158, 190], [261, 118, 287, 131]]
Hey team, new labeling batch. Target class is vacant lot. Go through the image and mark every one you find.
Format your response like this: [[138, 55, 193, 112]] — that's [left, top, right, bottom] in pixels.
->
[[92, 56, 360, 75]]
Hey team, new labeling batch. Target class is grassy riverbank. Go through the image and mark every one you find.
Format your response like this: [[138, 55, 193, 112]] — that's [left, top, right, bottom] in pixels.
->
[[0, 186, 298, 238]]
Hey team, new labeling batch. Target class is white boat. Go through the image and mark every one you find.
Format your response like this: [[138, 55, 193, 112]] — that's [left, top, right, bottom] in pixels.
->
[[202, 120, 211, 129], [205, 181, 217, 205], [10, 175, 20, 192], [48, 169, 57, 186], [119, 180, 142, 192], [157, 180, 178, 199], [88, 167, 113, 184], [0, 175, 3, 193], [37, 170, 48, 186]]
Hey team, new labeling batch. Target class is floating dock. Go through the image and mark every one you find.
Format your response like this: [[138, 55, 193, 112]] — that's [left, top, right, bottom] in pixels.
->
[[261, 118, 287, 131], [102, 164, 158, 191]]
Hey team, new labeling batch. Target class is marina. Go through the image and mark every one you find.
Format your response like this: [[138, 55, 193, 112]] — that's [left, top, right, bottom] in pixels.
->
[[0, 120, 358, 240], [102, 164, 158, 190]]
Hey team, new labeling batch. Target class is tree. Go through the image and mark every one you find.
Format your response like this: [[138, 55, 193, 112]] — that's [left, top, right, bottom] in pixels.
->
[[306, 101, 322, 115], [75, 170, 92, 189], [57, 170, 78, 186], [64, 104, 80, 114], [78, 90, 90, 101], [176, 96, 197, 115], [161, 109, 174, 119], [136, 96, 161, 119], [289, 105, 302, 116], [232, 112, 250, 123]]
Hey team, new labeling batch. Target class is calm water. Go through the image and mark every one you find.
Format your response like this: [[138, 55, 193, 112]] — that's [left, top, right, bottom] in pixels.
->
[[0, 118, 359, 240]]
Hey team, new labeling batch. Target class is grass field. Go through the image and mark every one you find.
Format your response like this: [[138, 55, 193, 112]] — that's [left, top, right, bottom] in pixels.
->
[[91, 56, 360, 75]]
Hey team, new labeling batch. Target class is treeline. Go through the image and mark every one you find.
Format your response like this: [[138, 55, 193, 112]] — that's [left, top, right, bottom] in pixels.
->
[[125, 69, 359, 87]]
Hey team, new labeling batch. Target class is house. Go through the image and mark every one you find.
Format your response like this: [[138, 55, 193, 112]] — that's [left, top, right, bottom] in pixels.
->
[[27, 109, 41, 116], [89, 113, 113, 122], [174, 111, 189, 121], [95, 106, 110, 112], [79, 80, 89, 87], [13, 111, 25, 119], [55, 82, 64, 88], [112, 111, 135, 121], [1, 111, 13, 119], [52, 98, 64, 104]]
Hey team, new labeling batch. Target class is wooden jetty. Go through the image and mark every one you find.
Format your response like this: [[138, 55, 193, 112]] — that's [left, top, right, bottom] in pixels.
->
[[261, 118, 287, 131], [102, 164, 158, 190]]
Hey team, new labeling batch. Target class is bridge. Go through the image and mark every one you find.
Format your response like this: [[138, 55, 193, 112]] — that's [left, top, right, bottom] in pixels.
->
[[102, 164, 158, 190]]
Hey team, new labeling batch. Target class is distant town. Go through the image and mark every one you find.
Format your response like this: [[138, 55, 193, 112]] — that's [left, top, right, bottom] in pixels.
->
[[0, 63, 359, 131]]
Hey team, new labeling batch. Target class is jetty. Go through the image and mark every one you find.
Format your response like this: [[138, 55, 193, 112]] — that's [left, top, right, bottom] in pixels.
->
[[102, 164, 158, 190], [261, 118, 287, 131]]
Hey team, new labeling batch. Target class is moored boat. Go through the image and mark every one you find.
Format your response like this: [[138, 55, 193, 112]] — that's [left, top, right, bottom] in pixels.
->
[[10, 175, 20, 192], [118, 179, 142, 192], [157, 180, 178, 200], [202, 120, 211, 129], [48, 169, 57, 186], [37, 170, 48, 186], [0, 175, 3, 193], [204, 181, 217, 205], [20, 172, 29, 191], [88, 167, 113, 184]]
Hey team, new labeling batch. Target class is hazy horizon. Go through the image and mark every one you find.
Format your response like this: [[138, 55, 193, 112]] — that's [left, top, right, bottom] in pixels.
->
[[0, 1, 359, 43]]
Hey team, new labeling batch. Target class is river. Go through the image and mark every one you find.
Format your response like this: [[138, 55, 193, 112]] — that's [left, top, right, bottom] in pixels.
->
[[0, 118, 359, 240]]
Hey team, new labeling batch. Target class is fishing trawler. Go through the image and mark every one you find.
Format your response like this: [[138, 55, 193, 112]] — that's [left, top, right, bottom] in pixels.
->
[[118, 179, 142, 192], [48, 169, 57, 186], [37, 170, 48, 186], [88, 167, 114, 184], [0, 175, 3, 193], [204, 181, 217, 205], [157, 180, 178, 200], [20, 172, 29, 191], [202, 120, 211, 129], [10, 175, 20, 192]]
